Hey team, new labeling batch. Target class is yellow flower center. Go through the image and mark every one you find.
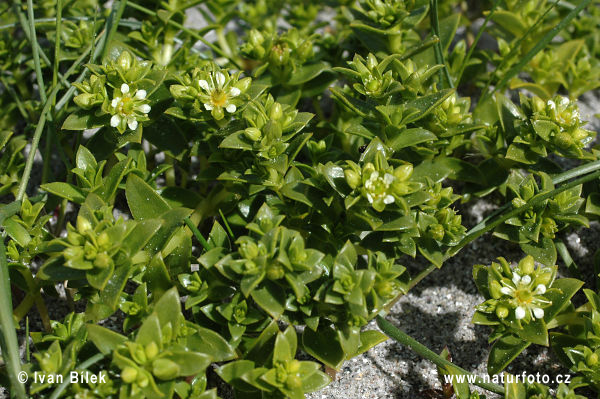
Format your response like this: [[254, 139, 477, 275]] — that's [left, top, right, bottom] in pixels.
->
[[211, 90, 228, 107]]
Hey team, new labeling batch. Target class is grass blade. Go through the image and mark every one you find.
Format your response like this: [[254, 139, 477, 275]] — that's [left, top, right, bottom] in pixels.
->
[[26, 0, 46, 102], [456, 0, 500, 86], [0, 237, 27, 399], [484, 0, 591, 99], [127, 1, 243, 69], [429, 0, 453, 89], [376, 315, 504, 395]]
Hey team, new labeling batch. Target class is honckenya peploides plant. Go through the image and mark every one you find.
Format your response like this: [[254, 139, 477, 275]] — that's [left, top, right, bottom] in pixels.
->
[[1, 0, 600, 399]]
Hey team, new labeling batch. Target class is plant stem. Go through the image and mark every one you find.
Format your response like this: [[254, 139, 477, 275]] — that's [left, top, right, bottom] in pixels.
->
[[184, 217, 212, 252], [389, 163, 600, 312], [16, 86, 60, 201], [376, 315, 504, 395], [429, 0, 453, 89], [102, 0, 128, 59], [27, 0, 47, 103], [0, 238, 27, 399], [15, 85, 60, 201], [483, 0, 591, 100], [12, 0, 70, 89], [446, 169, 600, 259], [218, 209, 235, 239], [456, 0, 500, 86], [126, 1, 242, 69], [49, 353, 105, 399]]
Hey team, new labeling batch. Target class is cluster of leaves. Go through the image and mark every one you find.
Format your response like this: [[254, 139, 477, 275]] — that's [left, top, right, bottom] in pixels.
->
[[1, 0, 600, 399]]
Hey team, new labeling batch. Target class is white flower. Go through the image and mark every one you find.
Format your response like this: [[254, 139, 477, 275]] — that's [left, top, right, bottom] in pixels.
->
[[497, 267, 552, 323], [196, 70, 242, 119], [535, 284, 546, 295], [109, 83, 151, 133], [533, 307, 544, 319], [363, 168, 396, 209]]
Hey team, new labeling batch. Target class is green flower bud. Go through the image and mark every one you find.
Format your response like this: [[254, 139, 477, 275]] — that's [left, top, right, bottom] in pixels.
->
[[376, 281, 394, 298], [266, 263, 285, 280], [64, 246, 84, 260], [587, 352, 599, 367], [74, 93, 98, 109], [145, 342, 159, 360], [249, 29, 264, 46], [269, 43, 290, 66], [212, 105, 225, 120], [532, 96, 546, 114], [511, 198, 527, 208], [344, 169, 361, 189], [269, 102, 283, 120], [152, 358, 180, 380], [296, 40, 313, 61], [116, 51, 133, 71], [97, 232, 110, 249], [365, 79, 381, 93], [286, 375, 302, 389], [93, 252, 112, 269], [496, 305, 509, 319], [137, 373, 149, 388], [489, 280, 503, 299], [244, 127, 262, 142], [572, 128, 589, 142], [394, 164, 413, 181], [121, 367, 138, 384], [428, 224, 445, 241], [77, 216, 93, 233], [169, 84, 194, 100], [554, 132, 573, 149], [236, 77, 252, 93], [519, 255, 535, 275], [366, 54, 378, 71], [132, 345, 147, 364]]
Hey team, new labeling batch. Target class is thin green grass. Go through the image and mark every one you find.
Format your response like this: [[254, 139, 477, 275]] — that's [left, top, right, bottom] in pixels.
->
[[455, 0, 500, 86], [26, 0, 47, 103], [482, 0, 591, 100], [0, 210, 27, 399], [430, 0, 453, 89]]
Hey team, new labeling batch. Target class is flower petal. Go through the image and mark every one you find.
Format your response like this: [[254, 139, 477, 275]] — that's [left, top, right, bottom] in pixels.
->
[[500, 287, 512, 296], [128, 119, 138, 131], [121, 83, 129, 94], [110, 114, 121, 127], [383, 195, 394, 204], [138, 104, 151, 114], [135, 89, 147, 100], [383, 173, 394, 185], [515, 306, 526, 320], [215, 72, 226, 87], [533, 307, 544, 319], [111, 98, 120, 108], [521, 275, 531, 285], [230, 87, 241, 97], [198, 80, 210, 91], [226, 103, 236, 113], [204, 103, 213, 111], [512, 273, 521, 285], [535, 284, 546, 295]]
